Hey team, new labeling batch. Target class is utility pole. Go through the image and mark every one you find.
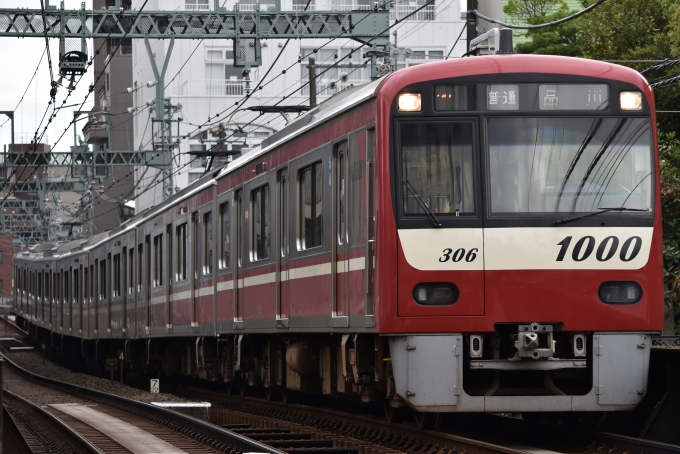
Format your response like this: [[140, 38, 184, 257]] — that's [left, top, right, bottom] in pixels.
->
[[467, 0, 478, 53], [308, 57, 317, 108]]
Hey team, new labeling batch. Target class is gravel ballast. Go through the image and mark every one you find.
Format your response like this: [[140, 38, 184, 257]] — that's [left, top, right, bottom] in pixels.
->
[[4, 350, 181, 404]]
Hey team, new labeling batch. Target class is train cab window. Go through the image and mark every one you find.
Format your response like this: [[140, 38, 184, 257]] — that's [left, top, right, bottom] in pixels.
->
[[203, 213, 213, 274], [251, 185, 270, 261], [299, 161, 323, 249], [99, 260, 106, 300], [113, 253, 121, 297], [177, 223, 188, 280], [219, 204, 229, 268], [128, 248, 134, 293], [154, 234, 163, 287], [401, 122, 475, 216], [487, 117, 653, 214]]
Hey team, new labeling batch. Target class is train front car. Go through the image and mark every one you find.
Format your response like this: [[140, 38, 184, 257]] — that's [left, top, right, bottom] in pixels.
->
[[376, 55, 663, 414]]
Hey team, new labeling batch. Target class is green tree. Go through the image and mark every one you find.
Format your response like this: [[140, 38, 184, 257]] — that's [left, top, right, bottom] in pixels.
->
[[504, 0, 568, 25], [659, 132, 680, 333]]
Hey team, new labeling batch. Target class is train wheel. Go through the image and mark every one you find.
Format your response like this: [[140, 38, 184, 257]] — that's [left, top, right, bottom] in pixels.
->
[[384, 402, 403, 424], [414, 412, 435, 430]]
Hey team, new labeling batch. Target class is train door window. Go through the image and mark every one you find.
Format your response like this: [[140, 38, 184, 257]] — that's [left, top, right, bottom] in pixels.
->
[[128, 248, 135, 293], [137, 244, 143, 292], [176, 223, 187, 280], [89, 265, 94, 302], [166, 225, 172, 289], [280, 172, 288, 257], [83, 268, 87, 303], [74, 269, 79, 305], [99, 259, 106, 300], [113, 253, 121, 297], [203, 212, 213, 274], [298, 161, 323, 250], [45, 272, 51, 304], [22, 269, 26, 294], [219, 204, 229, 268], [251, 185, 270, 261], [38, 269, 43, 301], [192, 213, 199, 278], [64, 270, 69, 307], [237, 194, 243, 267], [153, 234, 163, 287], [337, 147, 347, 245]]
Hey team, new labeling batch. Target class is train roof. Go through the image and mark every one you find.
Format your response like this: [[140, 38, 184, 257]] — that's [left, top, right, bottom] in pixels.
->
[[16, 55, 652, 262]]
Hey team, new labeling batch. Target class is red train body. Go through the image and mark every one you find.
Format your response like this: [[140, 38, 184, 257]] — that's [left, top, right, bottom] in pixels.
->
[[15, 54, 663, 415]]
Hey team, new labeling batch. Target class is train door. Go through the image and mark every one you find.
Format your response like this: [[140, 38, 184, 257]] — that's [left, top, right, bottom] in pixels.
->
[[334, 142, 349, 326], [276, 170, 289, 326], [365, 129, 376, 323], [145, 235, 151, 332], [234, 190, 244, 327]]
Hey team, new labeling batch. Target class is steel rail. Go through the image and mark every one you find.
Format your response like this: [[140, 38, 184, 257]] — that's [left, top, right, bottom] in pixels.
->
[[0, 353, 288, 454]]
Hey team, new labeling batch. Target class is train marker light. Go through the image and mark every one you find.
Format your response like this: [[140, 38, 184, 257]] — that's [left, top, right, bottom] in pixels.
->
[[599, 281, 642, 304], [398, 93, 422, 112], [620, 91, 642, 110]]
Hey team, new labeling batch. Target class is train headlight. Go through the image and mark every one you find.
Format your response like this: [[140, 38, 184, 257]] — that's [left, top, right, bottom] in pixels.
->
[[620, 91, 642, 111], [598, 281, 642, 304], [413, 283, 458, 305], [398, 93, 422, 112]]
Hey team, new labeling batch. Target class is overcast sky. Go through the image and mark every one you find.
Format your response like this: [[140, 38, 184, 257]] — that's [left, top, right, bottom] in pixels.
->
[[0, 1, 95, 154]]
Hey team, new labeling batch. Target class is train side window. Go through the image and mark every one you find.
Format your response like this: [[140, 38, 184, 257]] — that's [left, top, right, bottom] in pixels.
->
[[219, 204, 229, 269], [128, 248, 134, 294], [153, 234, 163, 287], [137, 244, 143, 292], [113, 253, 121, 297], [203, 212, 213, 275], [99, 260, 106, 300], [252, 185, 270, 261], [177, 223, 188, 280], [298, 161, 323, 250]]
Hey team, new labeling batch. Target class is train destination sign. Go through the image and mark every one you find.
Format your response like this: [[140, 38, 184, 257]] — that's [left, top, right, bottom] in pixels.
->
[[539, 84, 608, 110]]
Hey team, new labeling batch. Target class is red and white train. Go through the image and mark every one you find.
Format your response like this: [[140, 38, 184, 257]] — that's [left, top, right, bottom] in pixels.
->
[[14, 53, 663, 422]]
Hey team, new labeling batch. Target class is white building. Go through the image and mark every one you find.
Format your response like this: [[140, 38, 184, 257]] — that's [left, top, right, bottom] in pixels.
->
[[130, 0, 473, 210]]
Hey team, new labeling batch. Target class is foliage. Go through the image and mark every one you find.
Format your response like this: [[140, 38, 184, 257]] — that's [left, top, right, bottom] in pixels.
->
[[503, 0, 568, 25], [659, 132, 680, 333]]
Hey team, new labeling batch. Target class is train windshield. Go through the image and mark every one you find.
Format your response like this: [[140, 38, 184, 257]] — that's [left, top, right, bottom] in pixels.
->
[[401, 122, 475, 216], [487, 117, 653, 214]]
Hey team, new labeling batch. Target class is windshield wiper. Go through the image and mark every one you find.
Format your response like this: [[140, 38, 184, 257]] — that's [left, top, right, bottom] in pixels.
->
[[403, 179, 442, 227], [553, 206, 649, 226]]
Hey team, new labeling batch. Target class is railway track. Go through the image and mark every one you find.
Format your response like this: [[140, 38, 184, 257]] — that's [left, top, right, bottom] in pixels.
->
[[0, 354, 286, 454]]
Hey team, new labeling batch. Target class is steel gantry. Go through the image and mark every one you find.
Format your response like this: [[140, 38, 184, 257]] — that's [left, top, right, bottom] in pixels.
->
[[0, 0, 391, 244]]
